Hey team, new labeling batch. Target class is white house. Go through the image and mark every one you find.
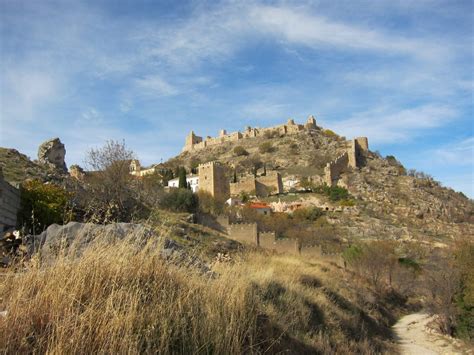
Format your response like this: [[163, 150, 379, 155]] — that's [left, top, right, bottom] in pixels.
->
[[167, 175, 200, 193]]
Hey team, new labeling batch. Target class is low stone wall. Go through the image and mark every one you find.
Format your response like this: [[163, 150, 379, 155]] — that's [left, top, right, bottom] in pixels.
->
[[228, 223, 258, 245], [0, 171, 21, 231]]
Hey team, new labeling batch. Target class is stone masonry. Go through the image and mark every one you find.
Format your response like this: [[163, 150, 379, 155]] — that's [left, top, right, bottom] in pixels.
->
[[324, 137, 369, 186], [0, 167, 21, 231], [230, 172, 283, 198], [183, 116, 318, 152], [198, 161, 230, 201]]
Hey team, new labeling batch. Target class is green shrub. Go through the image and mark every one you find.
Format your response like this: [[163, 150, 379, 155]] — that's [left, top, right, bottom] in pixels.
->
[[233, 146, 249, 156], [259, 142, 274, 154], [314, 184, 350, 201], [292, 207, 323, 222], [18, 180, 74, 233], [322, 129, 338, 138], [159, 188, 198, 213]]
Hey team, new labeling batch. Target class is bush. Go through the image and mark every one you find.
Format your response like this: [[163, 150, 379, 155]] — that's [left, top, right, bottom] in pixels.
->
[[259, 142, 274, 154], [322, 129, 338, 138], [233, 146, 249, 157], [159, 188, 198, 213], [18, 180, 74, 233], [313, 185, 350, 201], [293, 207, 324, 222], [198, 191, 225, 216]]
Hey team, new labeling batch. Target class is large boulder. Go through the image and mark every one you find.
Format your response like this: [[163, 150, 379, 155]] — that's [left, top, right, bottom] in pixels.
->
[[37, 138, 67, 172]]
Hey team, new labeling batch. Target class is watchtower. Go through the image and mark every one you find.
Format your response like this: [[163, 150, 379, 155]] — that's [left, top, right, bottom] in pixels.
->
[[198, 161, 229, 201]]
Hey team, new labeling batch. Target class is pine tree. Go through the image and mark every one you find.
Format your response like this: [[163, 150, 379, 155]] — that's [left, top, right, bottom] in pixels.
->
[[233, 169, 237, 183], [178, 167, 187, 189]]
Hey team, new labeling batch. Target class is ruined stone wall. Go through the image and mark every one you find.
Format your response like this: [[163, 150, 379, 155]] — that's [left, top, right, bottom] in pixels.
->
[[231, 172, 283, 197], [300, 245, 323, 258], [0, 170, 21, 231], [198, 162, 229, 201], [274, 238, 300, 255], [183, 116, 317, 152], [230, 178, 257, 196], [348, 137, 369, 168], [228, 223, 258, 245], [256, 172, 283, 196], [324, 152, 349, 186], [257, 231, 277, 250]]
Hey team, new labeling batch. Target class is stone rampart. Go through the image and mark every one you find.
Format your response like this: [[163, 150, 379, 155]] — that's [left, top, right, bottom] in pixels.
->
[[257, 231, 277, 250], [0, 169, 21, 231], [183, 116, 318, 152], [256, 172, 283, 196], [230, 178, 257, 196], [231, 172, 283, 197], [324, 152, 349, 186], [228, 223, 258, 245]]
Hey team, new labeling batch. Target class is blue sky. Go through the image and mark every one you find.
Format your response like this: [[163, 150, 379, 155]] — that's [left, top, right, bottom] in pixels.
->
[[1, 0, 473, 197]]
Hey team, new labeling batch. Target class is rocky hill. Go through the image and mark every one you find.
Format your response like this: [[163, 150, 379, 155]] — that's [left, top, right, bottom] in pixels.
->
[[0, 138, 68, 185], [165, 124, 473, 245]]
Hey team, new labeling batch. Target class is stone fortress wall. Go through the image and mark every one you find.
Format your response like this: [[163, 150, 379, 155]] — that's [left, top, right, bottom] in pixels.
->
[[227, 222, 300, 255], [230, 171, 283, 198], [183, 116, 318, 152], [0, 167, 21, 231], [324, 137, 369, 186]]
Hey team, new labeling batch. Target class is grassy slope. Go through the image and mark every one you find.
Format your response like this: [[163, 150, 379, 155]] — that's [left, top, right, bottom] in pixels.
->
[[0, 212, 405, 354], [0, 147, 49, 184]]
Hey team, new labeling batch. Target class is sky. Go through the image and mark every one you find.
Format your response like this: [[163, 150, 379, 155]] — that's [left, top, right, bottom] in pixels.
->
[[1, 0, 473, 197]]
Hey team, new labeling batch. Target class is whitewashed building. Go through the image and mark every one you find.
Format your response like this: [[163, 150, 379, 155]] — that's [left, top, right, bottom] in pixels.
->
[[167, 175, 200, 193]]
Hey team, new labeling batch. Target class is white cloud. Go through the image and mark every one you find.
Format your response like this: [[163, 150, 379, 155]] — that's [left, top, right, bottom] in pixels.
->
[[326, 104, 457, 143], [431, 137, 474, 166], [249, 5, 446, 61], [1, 69, 62, 122], [135, 75, 179, 96]]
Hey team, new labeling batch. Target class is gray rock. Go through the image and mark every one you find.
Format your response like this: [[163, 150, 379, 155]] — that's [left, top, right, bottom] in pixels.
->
[[37, 138, 67, 172], [27, 222, 155, 259]]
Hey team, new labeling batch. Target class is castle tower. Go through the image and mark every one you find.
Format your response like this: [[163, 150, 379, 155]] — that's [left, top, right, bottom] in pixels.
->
[[198, 161, 229, 201], [183, 131, 203, 152], [219, 129, 227, 137], [305, 115, 317, 130], [348, 137, 369, 168], [287, 118, 295, 125]]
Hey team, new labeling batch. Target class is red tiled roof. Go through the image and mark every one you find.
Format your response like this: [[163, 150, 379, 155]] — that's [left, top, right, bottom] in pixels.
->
[[249, 203, 270, 209]]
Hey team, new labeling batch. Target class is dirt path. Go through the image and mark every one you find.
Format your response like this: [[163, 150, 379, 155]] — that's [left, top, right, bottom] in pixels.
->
[[392, 313, 467, 355]]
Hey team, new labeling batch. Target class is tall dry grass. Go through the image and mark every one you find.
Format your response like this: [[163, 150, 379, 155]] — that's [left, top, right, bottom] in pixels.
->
[[0, 235, 398, 354], [1, 240, 258, 354]]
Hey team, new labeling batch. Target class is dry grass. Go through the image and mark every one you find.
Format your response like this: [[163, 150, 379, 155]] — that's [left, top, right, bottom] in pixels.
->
[[0, 233, 399, 354]]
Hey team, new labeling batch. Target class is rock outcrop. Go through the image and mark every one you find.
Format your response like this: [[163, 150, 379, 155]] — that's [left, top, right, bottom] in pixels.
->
[[37, 138, 67, 172]]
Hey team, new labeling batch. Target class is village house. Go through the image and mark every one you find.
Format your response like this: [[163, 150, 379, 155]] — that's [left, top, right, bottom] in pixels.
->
[[167, 174, 200, 193]]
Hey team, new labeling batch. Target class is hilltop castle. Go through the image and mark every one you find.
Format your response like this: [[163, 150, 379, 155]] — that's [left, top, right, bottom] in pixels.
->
[[183, 116, 318, 152]]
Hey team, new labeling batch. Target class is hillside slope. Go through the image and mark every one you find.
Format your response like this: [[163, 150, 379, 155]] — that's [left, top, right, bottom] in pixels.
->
[[165, 128, 473, 245]]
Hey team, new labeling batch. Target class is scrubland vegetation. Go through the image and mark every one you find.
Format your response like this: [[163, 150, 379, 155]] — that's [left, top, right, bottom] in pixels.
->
[[1, 232, 406, 354], [3, 139, 473, 353]]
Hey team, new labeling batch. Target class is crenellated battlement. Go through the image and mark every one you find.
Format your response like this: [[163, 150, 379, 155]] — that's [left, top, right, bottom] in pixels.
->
[[183, 115, 318, 152]]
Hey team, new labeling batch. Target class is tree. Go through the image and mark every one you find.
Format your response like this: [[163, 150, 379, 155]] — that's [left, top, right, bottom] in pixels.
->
[[259, 142, 274, 154], [233, 146, 249, 156], [233, 169, 237, 183], [159, 188, 198, 213], [82, 140, 141, 223], [18, 180, 74, 234], [178, 167, 187, 189]]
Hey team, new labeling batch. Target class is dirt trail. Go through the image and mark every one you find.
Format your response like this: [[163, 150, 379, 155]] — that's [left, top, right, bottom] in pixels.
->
[[393, 313, 468, 355]]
